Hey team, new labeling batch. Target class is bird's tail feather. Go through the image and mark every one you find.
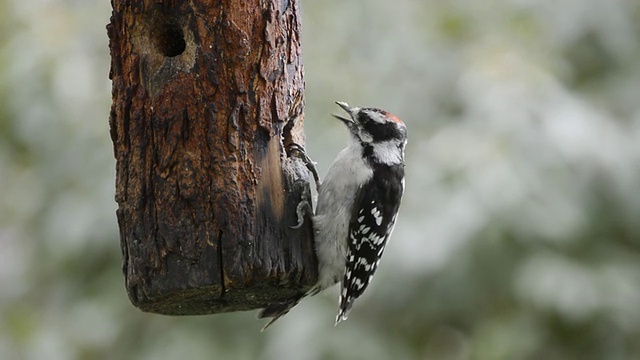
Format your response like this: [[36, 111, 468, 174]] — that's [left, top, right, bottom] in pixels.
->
[[257, 291, 306, 331]]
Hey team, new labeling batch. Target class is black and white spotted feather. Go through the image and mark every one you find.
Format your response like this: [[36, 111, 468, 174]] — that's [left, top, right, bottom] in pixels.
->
[[336, 162, 404, 324]]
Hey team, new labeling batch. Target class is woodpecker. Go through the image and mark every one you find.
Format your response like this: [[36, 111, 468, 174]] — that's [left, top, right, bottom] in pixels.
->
[[258, 101, 406, 330]]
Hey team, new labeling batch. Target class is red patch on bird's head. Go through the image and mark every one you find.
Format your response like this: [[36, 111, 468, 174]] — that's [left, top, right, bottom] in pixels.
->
[[383, 111, 404, 125]]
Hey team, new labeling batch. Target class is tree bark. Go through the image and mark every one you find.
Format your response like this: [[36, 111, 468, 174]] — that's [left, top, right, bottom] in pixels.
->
[[107, 0, 316, 315]]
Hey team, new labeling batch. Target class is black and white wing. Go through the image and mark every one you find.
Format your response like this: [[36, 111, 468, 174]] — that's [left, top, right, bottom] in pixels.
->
[[336, 165, 404, 324]]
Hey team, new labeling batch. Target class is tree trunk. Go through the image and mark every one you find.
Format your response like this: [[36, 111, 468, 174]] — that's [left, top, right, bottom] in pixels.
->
[[107, 0, 316, 315]]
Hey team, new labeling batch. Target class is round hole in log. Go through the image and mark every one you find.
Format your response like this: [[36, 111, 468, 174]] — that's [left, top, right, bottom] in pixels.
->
[[155, 23, 186, 57]]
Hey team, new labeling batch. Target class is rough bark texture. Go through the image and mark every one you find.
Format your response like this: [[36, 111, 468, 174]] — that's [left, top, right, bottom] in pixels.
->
[[107, 0, 316, 315]]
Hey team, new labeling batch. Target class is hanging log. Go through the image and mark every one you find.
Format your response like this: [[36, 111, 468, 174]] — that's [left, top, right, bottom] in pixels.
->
[[107, 0, 316, 315]]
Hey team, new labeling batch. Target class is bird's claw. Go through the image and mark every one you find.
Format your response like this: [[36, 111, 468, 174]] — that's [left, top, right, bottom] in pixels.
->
[[290, 191, 312, 229], [286, 143, 321, 193]]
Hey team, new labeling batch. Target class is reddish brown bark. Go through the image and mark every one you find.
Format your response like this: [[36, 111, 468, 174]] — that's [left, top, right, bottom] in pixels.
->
[[107, 0, 316, 315]]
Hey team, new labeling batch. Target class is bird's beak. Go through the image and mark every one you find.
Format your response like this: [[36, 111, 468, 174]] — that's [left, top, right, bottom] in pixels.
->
[[332, 101, 358, 133]]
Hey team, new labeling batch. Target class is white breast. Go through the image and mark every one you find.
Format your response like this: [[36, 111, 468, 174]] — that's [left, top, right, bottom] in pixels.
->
[[312, 143, 373, 290]]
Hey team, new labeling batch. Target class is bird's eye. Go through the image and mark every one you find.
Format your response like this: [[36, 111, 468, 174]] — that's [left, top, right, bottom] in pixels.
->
[[358, 113, 370, 124]]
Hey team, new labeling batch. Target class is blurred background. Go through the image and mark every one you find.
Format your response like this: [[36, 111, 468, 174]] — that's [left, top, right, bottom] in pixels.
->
[[1, 0, 640, 359]]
